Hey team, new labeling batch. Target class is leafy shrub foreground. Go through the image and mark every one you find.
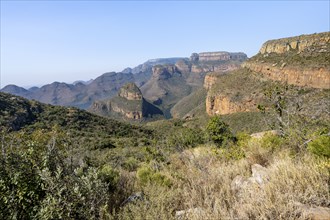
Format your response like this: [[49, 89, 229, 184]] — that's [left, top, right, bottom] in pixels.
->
[[0, 124, 329, 219]]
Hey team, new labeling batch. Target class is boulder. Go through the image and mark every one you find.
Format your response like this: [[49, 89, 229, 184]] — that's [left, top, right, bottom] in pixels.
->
[[295, 202, 330, 220]]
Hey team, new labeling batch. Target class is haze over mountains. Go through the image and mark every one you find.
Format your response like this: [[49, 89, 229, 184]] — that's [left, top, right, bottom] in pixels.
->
[[2, 32, 330, 123], [1, 51, 247, 118]]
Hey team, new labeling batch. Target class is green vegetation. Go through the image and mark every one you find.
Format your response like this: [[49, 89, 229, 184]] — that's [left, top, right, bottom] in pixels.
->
[[1, 69, 330, 220], [170, 87, 207, 119], [206, 116, 235, 147], [249, 37, 330, 69]]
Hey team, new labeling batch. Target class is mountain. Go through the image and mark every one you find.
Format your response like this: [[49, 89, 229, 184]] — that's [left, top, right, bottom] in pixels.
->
[[0, 91, 153, 148], [122, 57, 186, 87], [141, 51, 247, 117], [202, 32, 330, 133], [0, 58, 186, 110], [72, 79, 93, 85], [1, 84, 32, 98], [1, 72, 135, 109], [90, 83, 163, 121], [1, 53, 246, 116]]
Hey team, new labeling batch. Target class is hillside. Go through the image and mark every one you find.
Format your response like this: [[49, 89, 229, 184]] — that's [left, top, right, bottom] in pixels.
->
[[0, 58, 183, 110], [1, 72, 135, 109], [90, 83, 163, 121], [1, 52, 246, 118], [202, 32, 330, 133], [140, 52, 247, 117], [0, 92, 153, 149]]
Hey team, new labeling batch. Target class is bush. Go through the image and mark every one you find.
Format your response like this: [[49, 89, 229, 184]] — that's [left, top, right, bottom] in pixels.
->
[[308, 135, 330, 158], [136, 165, 172, 187], [206, 116, 236, 147], [122, 157, 139, 171], [98, 165, 120, 191]]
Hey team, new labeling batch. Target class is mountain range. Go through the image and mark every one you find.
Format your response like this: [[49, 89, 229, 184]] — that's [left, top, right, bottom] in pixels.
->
[[1, 52, 247, 118]]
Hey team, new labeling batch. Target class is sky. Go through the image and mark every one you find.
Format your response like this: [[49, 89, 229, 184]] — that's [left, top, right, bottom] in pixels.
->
[[0, 1, 329, 88]]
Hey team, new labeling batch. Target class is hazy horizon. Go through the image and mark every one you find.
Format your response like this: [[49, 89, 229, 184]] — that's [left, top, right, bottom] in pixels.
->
[[1, 1, 329, 88]]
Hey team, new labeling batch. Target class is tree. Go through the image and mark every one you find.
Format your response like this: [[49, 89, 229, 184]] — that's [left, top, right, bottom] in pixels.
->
[[206, 116, 235, 147]]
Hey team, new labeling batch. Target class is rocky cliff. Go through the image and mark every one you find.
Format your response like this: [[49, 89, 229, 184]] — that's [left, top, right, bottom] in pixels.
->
[[204, 32, 330, 117], [245, 32, 330, 89], [190, 52, 247, 62], [242, 62, 329, 89], [206, 94, 257, 116], [204, 69, 264, 116], [90, 83, 163, 120], [259, 32, 330, 54], [118, 83, 143, 100]]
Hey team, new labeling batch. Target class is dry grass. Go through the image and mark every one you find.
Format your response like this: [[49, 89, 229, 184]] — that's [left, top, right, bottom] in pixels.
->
[[116, 138, 329, 219]]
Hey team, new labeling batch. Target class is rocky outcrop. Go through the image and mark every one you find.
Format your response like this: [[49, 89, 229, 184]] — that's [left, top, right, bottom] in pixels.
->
[[191, 62, 240, 74], [231, 164, 270, 200], [259, 32, 330, 54], [203, 74, 218, 90], [151, 65, 178, 80], [243, 62, 330, 89], [118, 83, 143, 100], [204, 32, 330, 118], [244, 32, 330, 89], [90, 83, 163, 120], [295, 202, 330, 220], [206, 95, 257, 115], [190, 51, 247, 62]]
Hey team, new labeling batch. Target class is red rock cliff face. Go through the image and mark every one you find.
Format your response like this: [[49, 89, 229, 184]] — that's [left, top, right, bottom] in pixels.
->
[[243, 62, 330, 89], [206, 95, 257, 116], [245, 32, 330, 89]]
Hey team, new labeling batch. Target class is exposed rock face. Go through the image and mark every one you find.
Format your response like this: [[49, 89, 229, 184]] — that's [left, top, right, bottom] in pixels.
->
[[259, 32, 330, 54], [245, 32, 330, 89], [204, 32, 330, 117], [191, 63, 241, 74], [203, 74, 218, 90], [151, 65, 177, 80], [118, 83, 143, 100], [190, 51, 247, 62], [206, 95, 257, 115], [243, 62, 330, 89], [90, 83, 163, 120]]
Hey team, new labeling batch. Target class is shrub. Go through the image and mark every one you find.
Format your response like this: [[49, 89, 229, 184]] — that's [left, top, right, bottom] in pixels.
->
[[308, 135, 330, 158], [98, 165, 120, 191], [206, 116, 235, 147], [136, 165, 172, 187], [122, 157, 139, 171]]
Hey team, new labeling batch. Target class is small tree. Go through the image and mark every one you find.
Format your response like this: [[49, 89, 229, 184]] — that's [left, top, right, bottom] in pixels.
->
[[206, 116, 235, 147]]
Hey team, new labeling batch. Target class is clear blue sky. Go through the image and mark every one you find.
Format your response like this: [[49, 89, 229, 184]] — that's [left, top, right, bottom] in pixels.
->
[[1, 1, 329, 88]]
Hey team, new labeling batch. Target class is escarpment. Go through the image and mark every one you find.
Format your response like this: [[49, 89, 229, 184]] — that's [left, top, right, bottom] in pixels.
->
[[190, 51, 247, 62], [204, 32, 330, 117], [242, 62, 330, 89], [204, 69, 264, 116], [259, 32, 330, 54], [245, 32, 330, 89]]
